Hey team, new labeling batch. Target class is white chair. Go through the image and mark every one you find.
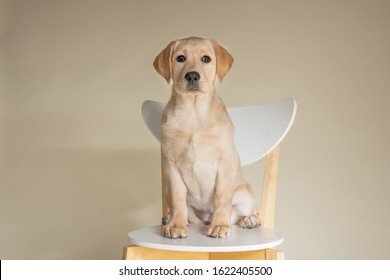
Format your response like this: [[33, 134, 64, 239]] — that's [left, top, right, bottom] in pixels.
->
[[123, 98, 297, 260]]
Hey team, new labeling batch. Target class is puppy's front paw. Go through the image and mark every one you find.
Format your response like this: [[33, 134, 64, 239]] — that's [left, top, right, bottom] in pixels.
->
[[162, 224, 188, 239], [238, 214, 261, 229], [207, 225, 231, 238]]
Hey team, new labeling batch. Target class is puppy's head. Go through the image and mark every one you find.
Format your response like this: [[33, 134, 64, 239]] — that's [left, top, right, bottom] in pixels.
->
[[153, 37, 233, 94]]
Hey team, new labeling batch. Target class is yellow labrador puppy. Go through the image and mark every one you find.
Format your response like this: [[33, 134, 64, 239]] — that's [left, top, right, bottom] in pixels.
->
[[154, 37, 260, 238]]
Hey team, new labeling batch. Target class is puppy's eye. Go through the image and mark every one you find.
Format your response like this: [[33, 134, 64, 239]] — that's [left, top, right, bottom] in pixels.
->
[[176, 55, 186, 63], [202, 55, 211, 63]]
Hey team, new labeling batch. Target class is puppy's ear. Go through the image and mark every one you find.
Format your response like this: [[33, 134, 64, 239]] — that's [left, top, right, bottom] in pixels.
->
[[211, 40, 234, 82], [153, 41, 175, 83]]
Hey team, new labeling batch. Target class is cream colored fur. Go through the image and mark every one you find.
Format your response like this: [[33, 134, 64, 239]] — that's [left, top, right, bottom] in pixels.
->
[[154, 37, 260, 238]]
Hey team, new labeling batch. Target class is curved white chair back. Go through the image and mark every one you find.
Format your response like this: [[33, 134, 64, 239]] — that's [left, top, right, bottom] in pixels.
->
[[141, 98, 297, 166]]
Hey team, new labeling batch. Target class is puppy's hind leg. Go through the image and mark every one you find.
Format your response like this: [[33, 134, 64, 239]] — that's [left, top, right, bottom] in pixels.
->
[[232, 182, 261, 229], [237, 211, 261, 229]]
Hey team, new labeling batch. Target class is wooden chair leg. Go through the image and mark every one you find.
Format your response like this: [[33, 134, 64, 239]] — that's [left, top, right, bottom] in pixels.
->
[[265, 248, 285, 260], [209, 250, 266, 260], [210, 249, 284, 260], [123, 245, 209, 260]]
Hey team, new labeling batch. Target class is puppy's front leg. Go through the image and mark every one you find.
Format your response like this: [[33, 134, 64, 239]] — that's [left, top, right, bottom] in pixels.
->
[[162, 162, 188, 239], [208, 166, 234, 238]]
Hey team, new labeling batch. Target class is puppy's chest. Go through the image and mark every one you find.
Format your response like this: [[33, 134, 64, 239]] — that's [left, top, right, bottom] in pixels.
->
[[163, 118, 223, 191], [176, 133, 219, 206], [165, 124, 222, 161]]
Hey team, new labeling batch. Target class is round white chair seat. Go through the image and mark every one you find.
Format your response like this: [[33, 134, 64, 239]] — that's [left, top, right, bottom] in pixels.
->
[[128, 224, 283, 252]]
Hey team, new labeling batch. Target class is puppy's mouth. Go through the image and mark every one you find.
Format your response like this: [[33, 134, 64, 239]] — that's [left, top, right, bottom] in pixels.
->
[[174, 82, 201, 94], [186, 84, 200, 93]]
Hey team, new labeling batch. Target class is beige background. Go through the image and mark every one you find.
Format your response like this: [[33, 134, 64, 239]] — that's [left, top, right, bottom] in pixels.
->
[[1, 0, 389, 259]]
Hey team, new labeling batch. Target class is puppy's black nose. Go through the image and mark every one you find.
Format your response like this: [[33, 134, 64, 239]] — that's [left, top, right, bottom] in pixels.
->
[[185, 71, 200, 83]]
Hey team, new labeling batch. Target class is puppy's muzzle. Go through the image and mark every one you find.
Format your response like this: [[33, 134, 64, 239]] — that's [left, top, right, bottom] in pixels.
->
[[185, 71, 200, 92]]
